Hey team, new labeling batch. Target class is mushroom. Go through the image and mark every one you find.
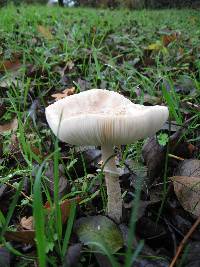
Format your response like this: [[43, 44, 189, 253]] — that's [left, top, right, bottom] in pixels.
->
[[45, 89, 169, 223]]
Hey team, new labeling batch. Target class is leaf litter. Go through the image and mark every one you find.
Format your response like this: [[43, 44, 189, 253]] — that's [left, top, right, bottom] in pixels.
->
[[51, 87, 76, 101]]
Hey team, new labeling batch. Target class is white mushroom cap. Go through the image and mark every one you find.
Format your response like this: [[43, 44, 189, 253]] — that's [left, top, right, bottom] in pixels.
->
[[45, 89, 169, 145]]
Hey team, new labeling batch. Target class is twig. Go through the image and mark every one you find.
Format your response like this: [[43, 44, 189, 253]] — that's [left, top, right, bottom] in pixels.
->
[[185, 101, 200, 112], [168, 154, 185, 161], [169, 215, 200, 267]]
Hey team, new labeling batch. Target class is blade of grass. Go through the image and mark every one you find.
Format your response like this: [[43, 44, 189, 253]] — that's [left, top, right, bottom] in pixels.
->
[[61, 200, 77, 258], [162, 82, 182, 124], [0, 180, 23, 237], [33, 163, 47, 267], [53, 138, 62, 252], [0, 210, 6, 228], [87, 241, 120, 267], [129, 240, 144, 265]]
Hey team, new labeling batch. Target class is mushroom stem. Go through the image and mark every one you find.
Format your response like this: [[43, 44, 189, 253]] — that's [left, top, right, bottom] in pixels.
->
[[101, 144, 122, 223]]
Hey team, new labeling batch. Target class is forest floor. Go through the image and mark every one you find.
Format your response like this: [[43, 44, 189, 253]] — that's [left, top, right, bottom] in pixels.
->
[[0, 5, 200, 267]]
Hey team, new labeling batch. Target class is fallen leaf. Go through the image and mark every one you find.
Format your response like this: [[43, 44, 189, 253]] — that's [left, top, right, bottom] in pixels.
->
[[171, 176, 200, 217], [37, 25, 53, 40], [147, 41, 163, 51], [0, 56, 21, 72], [162, 32, 178, 47], [188, 144, 197, 155], [74, 215, 123, 253], [0, 117, 18, 134], [136, 217, 166, 239], [45, 196, 81, 224], [142, 128, 196, 182], [4, 230, 35, 244], [63, 243, 82, 267], [20, 216, 34, 230], [142, 137, 166, 181], [44, 162, 70, 198], [146, 41, 168, 55], [60, 198, 79, 224], [51, 87, 76, 101], [30, 145, 43, 160], [124, 200, 157, 220], [175, 159, 200, 177]]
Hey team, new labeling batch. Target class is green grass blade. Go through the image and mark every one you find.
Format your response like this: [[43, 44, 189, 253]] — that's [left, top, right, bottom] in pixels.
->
[[53, 138, 62, 250], [33, 163, 46, 267], [86, 241, 120, 267], [61, 200, 77, 258], [1, 181, 23, 237], [162, 82, 182, 124]]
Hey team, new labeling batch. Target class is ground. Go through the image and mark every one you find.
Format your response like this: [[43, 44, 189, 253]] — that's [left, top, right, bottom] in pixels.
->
[[0, 5, 200, 267]]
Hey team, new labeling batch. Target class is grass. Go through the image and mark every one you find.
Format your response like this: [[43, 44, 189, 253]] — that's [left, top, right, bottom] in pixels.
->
[[0, 4, 200, 266]]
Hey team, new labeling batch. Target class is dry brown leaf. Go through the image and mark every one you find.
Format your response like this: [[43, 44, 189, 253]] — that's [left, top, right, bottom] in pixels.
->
[[44, 162, 69, 198], [142, 137, 165, 181], [187, 144, 197, 155], [175, 159, 200, 177], [0, 54, 21, 72], [162, 34, 177, 47], [37, 25, 53, 40], [51, 87, 76, 101], [171, 176, 200, 217], [20, 216, 34, 230], [45, 196, 81, 224], [60, 197, 81, 223], [60, 199, 75, 224], [0, 118, 18, 134], [0, 59, 21, 72], [4, 230, 35, 244], [30, 145, 43, 160]]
